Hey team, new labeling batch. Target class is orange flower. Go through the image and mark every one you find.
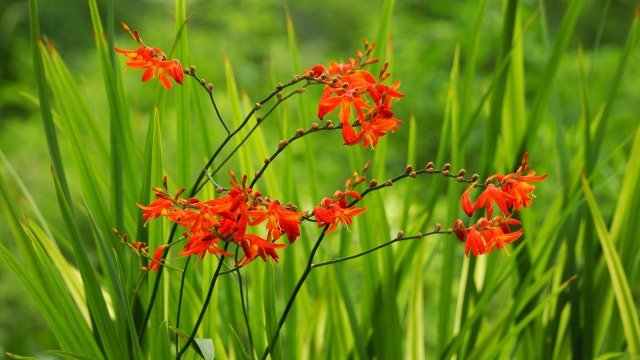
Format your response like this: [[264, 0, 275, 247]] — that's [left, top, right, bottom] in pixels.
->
[[472, 184, 516, 219], [248, 200, 305, 243], [142, 245, 167, 272], [136, 198, 174, 224], [460, 185, 475, 217], [115, 46, 184, 89], [236, 234, 287, 266], [314, 190, 366, 233], [319, 88, 372, 126]]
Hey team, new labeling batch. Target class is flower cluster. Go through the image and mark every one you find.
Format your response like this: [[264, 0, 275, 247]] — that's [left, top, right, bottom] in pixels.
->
[[453, 153, 548, 256], [305, 40, 405, 148], [114, 23, 184, 89], [136, 172, 306, 269]]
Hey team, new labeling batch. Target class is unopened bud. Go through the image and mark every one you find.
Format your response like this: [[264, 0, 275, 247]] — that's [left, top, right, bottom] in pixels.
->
[[425, 162, 434, 170], [189, 65, 196, 74], [264, 158, 270, 164], [410, 171, 417, 178], [416, 232, 423, 238], [295, 128, 304, 137], [484, 178, 492, 186], [385, 180, 393, 186], [292, 75, 300, 83], [441, 163, 451, 172], [255, 103, 262, 110], [278, 140, 289, 149], [276, 82, 284, 90], [342, 82, 349, 88], [442, 170, 450, 177], [199, 78, 206, 85], [470, 173, 480, 183], [256, 116, 263, 123], [311, 123, 320, 131], [380, 62, 389, 77], [296, 88, 306, 93], [325, 120, 334, 129], [368, 179, 378, 188], [207, 83, 213, 92], [397, 231, 404, 239], [434, 223, 442, 232], [404, 165, 413, 174], [456, 169, 466, 177]]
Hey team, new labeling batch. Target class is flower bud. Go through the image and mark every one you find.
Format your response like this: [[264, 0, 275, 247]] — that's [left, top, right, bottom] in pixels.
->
[[295, 128, 304, 137], [404, 165, 413, 174], [441, 163, 451, 172], [425, 162, 434, 170], [199, 78, 206, 85], [311, 123, 320, 131], [368, 179, 378, 188], [385, 180, 393, 186], [207, 83, 213, 92], [456, 169, 466, 177], [434, 223, 442, 232], [442, 170, 450, 177], [396, 231, 405, 239], [189, 65, 196, 74], [278, 140, 289, 149], [470, 173, 479, 183]]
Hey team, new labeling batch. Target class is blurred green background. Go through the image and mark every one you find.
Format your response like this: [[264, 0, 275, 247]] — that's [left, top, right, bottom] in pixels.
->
[[0, 0, 638, 356]]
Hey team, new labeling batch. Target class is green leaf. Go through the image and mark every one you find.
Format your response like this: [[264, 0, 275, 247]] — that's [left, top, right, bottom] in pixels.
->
[[51, 166, 126, 359], [582, 173, 640, 355], [264, 262, 283, 360], [194, 338, 215, 360]]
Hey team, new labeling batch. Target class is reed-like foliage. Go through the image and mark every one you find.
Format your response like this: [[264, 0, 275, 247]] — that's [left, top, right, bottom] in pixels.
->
[[1, 0, 638, 359]]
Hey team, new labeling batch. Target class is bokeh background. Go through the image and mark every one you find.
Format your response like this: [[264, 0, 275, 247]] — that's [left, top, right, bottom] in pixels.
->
[[1, 0, 638, 356]]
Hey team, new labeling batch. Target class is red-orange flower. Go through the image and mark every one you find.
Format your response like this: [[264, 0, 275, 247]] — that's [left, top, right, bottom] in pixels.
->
[[473, 184, 515, 219], [142, 245, 167, 272], [115, 45, 184, 89], [314, 190, 366, 233], [236, 234, 287, 266], [248, 200, 305, 243], [136, 198, 174, 223]]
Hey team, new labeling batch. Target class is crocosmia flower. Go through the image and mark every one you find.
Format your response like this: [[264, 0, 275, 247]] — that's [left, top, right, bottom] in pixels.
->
[[115, 46, 184, 89]]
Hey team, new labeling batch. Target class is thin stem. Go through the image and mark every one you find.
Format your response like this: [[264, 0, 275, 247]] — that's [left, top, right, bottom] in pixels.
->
[[249, 122, 342, 189], [237, 266, 255, 358], [186, 72, 229, 134], [176, 242, 231, 359], [260, 225, 329, 360], [175, 256, 192, 355], [311, 230, 445, 269], [196, 85, 314, 194]]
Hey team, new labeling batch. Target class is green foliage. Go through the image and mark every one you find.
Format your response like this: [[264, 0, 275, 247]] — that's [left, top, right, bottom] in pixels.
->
[[1, 0, 639, 359]]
